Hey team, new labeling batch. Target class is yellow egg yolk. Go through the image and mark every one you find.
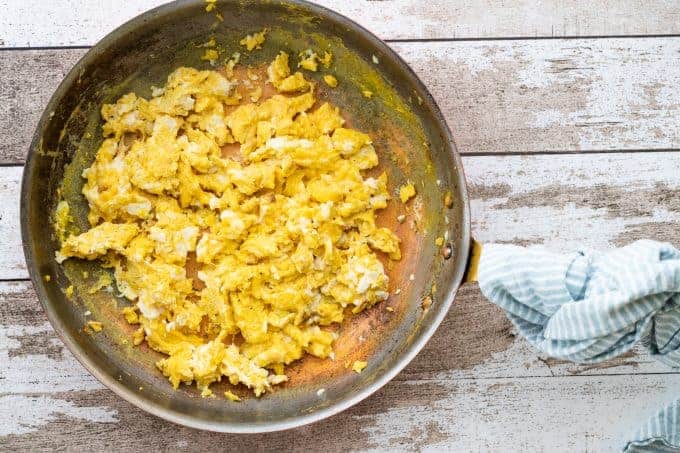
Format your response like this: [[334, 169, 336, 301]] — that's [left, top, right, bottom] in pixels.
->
[[56, 50, 400, 398]]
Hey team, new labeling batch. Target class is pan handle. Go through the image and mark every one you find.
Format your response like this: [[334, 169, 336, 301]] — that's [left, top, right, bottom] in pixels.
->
[[462, 238, 482, 283]]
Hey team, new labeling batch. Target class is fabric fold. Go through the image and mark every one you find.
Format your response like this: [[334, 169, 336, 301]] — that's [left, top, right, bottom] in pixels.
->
[[477, 240, 680, 451]]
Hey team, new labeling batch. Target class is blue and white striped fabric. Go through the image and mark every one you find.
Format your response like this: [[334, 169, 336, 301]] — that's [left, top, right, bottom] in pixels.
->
[[477, 240, 680, 452]]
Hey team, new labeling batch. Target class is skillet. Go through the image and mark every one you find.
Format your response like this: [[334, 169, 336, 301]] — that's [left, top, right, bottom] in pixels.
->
[[21, 0, 475, 432]]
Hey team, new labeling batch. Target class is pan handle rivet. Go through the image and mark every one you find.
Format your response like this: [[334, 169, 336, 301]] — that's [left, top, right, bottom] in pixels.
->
[[443, 244, 453, 259]]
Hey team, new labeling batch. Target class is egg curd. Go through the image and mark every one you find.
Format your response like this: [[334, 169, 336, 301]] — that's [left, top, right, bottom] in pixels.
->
[[55, 49, 404, 398]]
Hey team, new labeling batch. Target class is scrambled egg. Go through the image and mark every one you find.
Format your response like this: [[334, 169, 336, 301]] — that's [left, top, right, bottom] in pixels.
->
[[240, 30, 267, 51], [298, 49, 332, 72], [54, 200, 72, 242], [323, 75, 338, 88], [56, 49, 400, 398], [267, 52, 312, 93], [201, 49, 220, 65], [87, 321, 103, 332], [224, 390, 241, 402], [351, 360, 368, 374], [399, 183, 416, 203]]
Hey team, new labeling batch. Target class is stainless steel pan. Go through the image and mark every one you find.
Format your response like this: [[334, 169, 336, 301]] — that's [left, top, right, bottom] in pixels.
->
[[21, 0, 474, 432]]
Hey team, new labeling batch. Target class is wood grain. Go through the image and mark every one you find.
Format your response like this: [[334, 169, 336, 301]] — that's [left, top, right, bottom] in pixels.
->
[[0, 278, 668, 399], [3, 39, 680, 164], [2, 0, 680, 47], [4, 151, 680, 278], [2, 375, 678, 450], [466, 152, 680, 251], [1, 279, 679, 450], [394, 38, 680, 155], [4, 152, 680, 381], [5, 3, 680, 449], [0, 49, 84, 164], [0, 167, 24, 280]]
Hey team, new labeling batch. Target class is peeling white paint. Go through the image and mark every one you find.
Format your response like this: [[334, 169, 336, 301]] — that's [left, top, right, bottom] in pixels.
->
[[464, 152, 680, 251], [393, 38, 680, 154], [354, 375, 680, 451], [0, 167, 24, 279], [3, 1, 680, 47], [0, 394, 117, 436], [467, 152, 680, 191], [432, 338, 666, 381], [0, 321, 103, 393], [3, 5, 680, 447], [472, 203, 680, 251], [529, 109, 566, 129]]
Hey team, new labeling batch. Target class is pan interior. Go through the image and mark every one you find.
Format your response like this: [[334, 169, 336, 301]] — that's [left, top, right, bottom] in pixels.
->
[[23, 0, 467, 430]]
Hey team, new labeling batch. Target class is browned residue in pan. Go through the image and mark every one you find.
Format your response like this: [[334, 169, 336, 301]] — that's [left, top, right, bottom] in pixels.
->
[[280, 120, 426, 387], [213, 65, 427, 388], [58, 38, 440, 400]]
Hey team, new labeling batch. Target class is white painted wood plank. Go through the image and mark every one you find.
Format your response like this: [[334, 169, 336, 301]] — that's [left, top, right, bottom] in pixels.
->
[[2, 0, 680, 47], [5, 147, 680, 380], [466, 152, 680, 251], [393, 38, 680, 154], [0, 50, 83, 165], [0, 278, 669, 401], [4, 39, 680, 163], [0, 167, 24, 280], [1, 373, 678, 451], [358, 375, 680, 452], [2, 279, 678, 449], [5, 152, 680, 279]]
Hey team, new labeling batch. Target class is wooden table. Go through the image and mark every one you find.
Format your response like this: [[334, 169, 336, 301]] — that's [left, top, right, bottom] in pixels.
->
[[2, 1, 680, 450]]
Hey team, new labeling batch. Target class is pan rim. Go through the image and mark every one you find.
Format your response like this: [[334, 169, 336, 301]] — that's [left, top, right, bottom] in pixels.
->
[[20, 0, 471, 433]]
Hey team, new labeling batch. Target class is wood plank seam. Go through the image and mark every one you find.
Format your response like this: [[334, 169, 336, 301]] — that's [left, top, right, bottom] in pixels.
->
[[3, 2, 679, 450], [6, 38, 680, 164], [4, 0, 680, 46], [1, 279, 676, 379], [7, 33, 680, 52], [387, 33, 680, 43]]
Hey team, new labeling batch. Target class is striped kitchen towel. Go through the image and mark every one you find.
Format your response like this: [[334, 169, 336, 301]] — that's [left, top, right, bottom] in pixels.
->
[[477, 240, 680, 452]]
